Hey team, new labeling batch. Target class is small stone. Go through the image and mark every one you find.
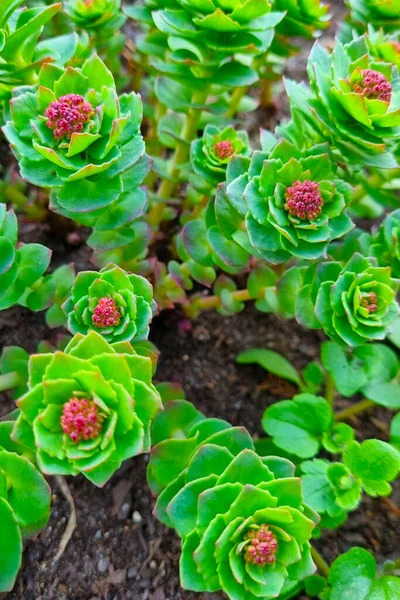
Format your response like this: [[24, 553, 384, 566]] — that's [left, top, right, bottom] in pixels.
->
[[150, 560, 157, 569], [119, 502, 131, 519], [132, 510, 143, 524], [97, 557, 109, 574], [127, 567, 138, 579]]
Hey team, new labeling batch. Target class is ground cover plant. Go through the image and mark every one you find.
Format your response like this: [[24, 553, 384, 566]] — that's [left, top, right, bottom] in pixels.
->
[[0, 0, 399, 598]]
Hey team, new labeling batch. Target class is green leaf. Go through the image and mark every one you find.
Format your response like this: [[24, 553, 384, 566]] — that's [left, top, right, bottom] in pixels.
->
[[362, 382, 400, 409], [236, 348, 301, 386], [321, 342, 367, 397], [343, 440, 400, 497], [262, 394, 332, 459], [327, 547, 377, 599], [0, 497, 22, 592]]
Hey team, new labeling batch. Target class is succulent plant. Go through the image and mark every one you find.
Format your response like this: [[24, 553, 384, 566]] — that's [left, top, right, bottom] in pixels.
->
[[296, 253, 400, 346], [0, 448, 51, 592], [64, 0, 125, 37], [271, 0, 330, 61], [63, 263, 156, 342], [186, 138, 354, 269], [148, 400, 319, 599], [367, 26, 400, 68], [12, 331, 163, 486], [3, 54, 148, 239], [0, 204, 51, 311], [126, 0, 283, 86], [190, 125, 250, 192], [285, 34, 400, 167], [0, 1, 78, 103], [346, 0, 400, 33]]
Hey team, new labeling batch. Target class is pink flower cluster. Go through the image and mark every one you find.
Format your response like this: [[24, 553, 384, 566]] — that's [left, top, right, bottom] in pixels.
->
[[45, 94, 94, 140], [213, 140, 235, 160], [361, 291, 378, 314], [352, 69, 392, 103], [284, 180, 323, 221], [243, 524, 278, 566], [92, 297, 121, 329], [61, 397, 104, 443]]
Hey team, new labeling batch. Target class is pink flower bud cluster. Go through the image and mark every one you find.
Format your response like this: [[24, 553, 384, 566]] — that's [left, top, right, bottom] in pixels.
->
[[284, 180, 323, 221], [61, 397, 104, 443], [243, 524, 278, 566], [92, 297, 121, 329], [352, 69, 392, 103], [360, 291, 378, 313], [213, 140, 235, 160], [45, 94, 94, 140]]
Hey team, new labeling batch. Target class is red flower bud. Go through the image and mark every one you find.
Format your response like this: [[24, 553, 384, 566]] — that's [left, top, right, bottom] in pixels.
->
[[92, 297, 121, 329], [284, 180, 323, 221], [45, 94, 95, 140], [243, 524, 278, 566], [61, 397, 104, 443], [352, 69, 392, 103], [213, 140, 235, 160]]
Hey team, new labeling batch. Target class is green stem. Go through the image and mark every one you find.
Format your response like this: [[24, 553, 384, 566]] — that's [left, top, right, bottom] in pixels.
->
[[225, 87, 247, 118], [190, 289, 253, 312], [0, 372, 19, 393], [311, 546, 330, 578], [335, 399, 375, 422], [325, 373, 335, 406], [148, 86, 210, 228]]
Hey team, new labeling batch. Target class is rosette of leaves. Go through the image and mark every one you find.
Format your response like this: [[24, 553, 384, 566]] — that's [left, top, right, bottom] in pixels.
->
[[12, 331, 163, 486], [190, 125, 250, 193], [63, 263, 156, 343], [0, 1, 80, 103], [148, 399, 319, 599], [367, 27, 400, 68], [126, 0, 284, 87], [296, 253, 400, 346], [210, 138, 354, 264], [271, 0, 330, 59], [368, 209, 400, 278], [64, 0, 126, 37], [3, 54, 149, 244], [284, 34, 400, 167], [0, 447, 51, 591], [0, 204, 51, 311], [346, 0, 400, 33]]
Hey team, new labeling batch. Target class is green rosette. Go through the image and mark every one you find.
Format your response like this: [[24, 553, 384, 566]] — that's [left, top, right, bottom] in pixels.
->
[[273, 0, 330, 38], [346, 0, 400, 33], [0, 1, 80, 103], [219, 138, 354, 264], [0, 448, 51, 592], [148, 400, 319, 600], [64, 0, 126, 35], [2, 53, 149, 234], [126, 0, 284, 85], [366, 27, 400, 69], [284, 33, 400, 167], [190, 125, 250, 192], [12, 331, 163, 486], [296, 253, 400, 346], [369, 209, 400, 278], [63, 263, 156, 343], [0, 204, 51, 311]]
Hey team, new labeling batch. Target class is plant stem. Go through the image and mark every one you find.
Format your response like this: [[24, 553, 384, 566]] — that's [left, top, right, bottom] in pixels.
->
[[225, 87, 247, 118], [0, 372, 19, 392], [191, 289, 253, 311], [311, 546, 330, 578], [335, 399, 375, 422], [325, 373, 335, 406], [148, 86, 210, 228]]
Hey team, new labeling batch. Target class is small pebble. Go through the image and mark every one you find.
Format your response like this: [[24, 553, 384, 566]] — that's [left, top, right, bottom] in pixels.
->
[[132, 511, 143, 524], [97, 557, 109, 574]]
